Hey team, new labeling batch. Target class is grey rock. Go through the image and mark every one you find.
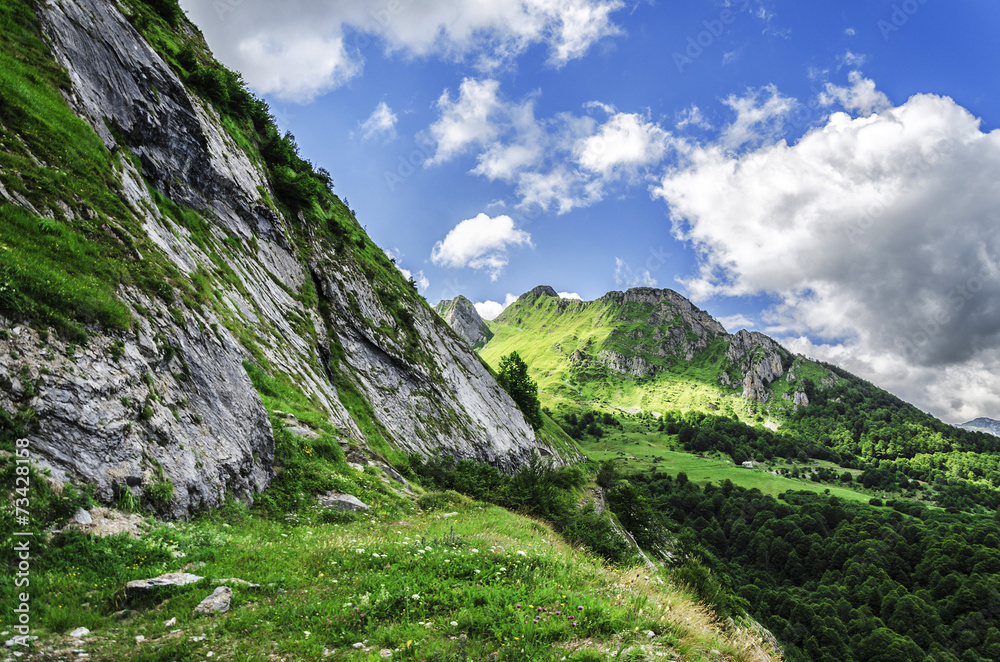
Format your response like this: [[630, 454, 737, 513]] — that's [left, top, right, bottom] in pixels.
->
[[434, 296, 493, 349], [193, 586, 232, 615], [124, 572, 203, 597], [72, 508, 92, 525], [726, 330, 786, 403], [69, 628, 89, 638], [318, 493, 369, 512]]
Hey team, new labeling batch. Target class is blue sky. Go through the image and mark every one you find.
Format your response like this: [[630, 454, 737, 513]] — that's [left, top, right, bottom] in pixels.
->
[[180, 0, 1000, 423]]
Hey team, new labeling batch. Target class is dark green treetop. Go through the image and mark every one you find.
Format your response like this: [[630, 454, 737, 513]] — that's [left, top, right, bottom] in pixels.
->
[[497, 351, 544, 431]]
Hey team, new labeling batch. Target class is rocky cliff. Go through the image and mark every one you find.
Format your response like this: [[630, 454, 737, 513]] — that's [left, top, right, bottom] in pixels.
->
[[434, 295, 493, 349], [0, 0, 556, 517]]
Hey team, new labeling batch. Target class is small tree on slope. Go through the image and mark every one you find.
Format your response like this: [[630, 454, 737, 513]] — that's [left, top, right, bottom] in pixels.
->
[[497, 351, 544, 432]]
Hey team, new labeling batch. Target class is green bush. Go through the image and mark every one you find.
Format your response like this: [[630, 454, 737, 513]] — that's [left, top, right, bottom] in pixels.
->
[[418, 490, 472, 512]]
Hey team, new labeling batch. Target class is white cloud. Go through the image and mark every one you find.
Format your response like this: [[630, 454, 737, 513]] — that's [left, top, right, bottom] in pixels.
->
[[430, 213, 533, 280], [475, 293, 519, 320], [471, 100, 546, 181], [842, 50, 866, 67], [426, 79, 505, 165], [818, 71, 891, 117], [676, 105, 713, 131], [558, 291, 583, 300], [718, 314, 755, 332], [844, 27, 857, 36], [654, 91, 1000, 421], [232, 31, 361, 103], [613, 257, 658, 288], [576, 112, 673, 179], [719, 84, 797, 151], [179, 0, 625, 102], [427, 81, 675, 213], [359, 101, 398, 141]]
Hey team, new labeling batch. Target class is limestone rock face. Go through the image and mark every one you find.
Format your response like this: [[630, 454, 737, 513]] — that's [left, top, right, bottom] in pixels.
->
[[0, 0, 562, 517], [315, 258, 546, 470], [434, 296, 493, 349], [726, 330, 786, 403]]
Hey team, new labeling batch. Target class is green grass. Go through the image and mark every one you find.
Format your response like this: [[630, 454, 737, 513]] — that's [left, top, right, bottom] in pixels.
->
[[479, 295, 771, 426], [580, 431, 875, 505], [1, 497, 779, 661]]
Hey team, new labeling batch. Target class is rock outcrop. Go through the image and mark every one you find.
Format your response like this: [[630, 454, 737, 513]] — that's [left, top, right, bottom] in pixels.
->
[[726, 330, 787, 403], [434, 296, 493, 349]]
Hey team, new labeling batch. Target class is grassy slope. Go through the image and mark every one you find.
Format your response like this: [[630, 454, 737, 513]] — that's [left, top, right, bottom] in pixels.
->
[[11, 498, 778, 662], [580, 431, 872, 505], [480, 294, 787, 426]]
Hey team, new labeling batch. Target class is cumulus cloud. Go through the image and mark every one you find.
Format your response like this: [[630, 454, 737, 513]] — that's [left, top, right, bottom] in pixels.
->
[[426, 80, 676, 213], [426, 79, 505, 165], [613, 257, 658, 288], [430, 213, 533, 280], [558, 291, 583, 300], [576, 112, 673, 179], [818, 71, 891, 117], [654, 91, 1000, 421], [474, 293, 519, 320], [719, 84, 797, 151], [179, 0, 624, 102], [359, 101, 398, 141]]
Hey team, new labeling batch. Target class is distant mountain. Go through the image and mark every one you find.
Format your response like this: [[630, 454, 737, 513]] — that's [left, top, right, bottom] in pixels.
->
[[450, 286, 997, 470], [469, 285, 826, 423], [958, 417, 1000, 437], [434, 295, 493, 349]]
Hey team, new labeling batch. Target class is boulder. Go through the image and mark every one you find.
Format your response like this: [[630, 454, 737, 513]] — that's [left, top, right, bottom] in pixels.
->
[[318, 493, 370, 512], [193, 586, 232, 615], [124, 572, 203, 598]]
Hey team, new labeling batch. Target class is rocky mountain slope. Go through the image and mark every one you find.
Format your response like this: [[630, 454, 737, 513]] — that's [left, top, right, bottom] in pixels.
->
[[0, 0, 563, 517], [474, 285, 825, 423], [433, 295, 493, 349], [958, 417, 1000, 437]]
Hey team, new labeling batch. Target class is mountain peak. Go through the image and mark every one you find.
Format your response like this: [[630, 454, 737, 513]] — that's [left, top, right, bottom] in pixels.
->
[[518, 285, 559, 302], [434, 295, 493, 349], [958, 417, 1000, 437]]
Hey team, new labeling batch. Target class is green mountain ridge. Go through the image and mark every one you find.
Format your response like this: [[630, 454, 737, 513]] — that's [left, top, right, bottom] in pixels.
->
[[455, 285, 1000, 497], [466, 285, 820, 426]]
